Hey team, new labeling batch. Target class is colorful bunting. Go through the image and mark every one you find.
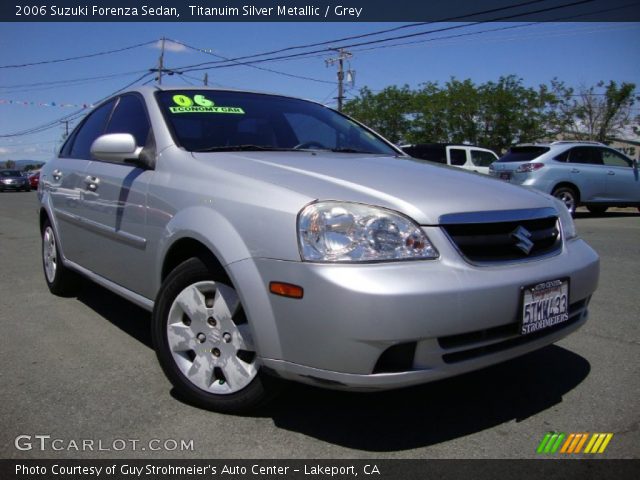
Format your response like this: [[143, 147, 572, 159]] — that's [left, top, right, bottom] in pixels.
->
[[0, 99, 94, 108]]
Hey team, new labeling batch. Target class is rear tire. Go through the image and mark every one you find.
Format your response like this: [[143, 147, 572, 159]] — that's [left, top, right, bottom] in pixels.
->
[[42, 219, 79, 296], [552, 186, 578, 215], [587, 206, 607, 215], [152, 257, 278, 413]]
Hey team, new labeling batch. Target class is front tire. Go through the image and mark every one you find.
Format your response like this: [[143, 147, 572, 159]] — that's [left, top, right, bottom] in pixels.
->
[[152, 257, 277, 413], [552, 186, 578, 215], [42, 219, 78, 296]]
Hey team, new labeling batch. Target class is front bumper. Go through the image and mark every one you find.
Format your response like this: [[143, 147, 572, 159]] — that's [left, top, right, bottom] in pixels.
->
[[1, 182, 29, 190], [228, 233, 599, 391]]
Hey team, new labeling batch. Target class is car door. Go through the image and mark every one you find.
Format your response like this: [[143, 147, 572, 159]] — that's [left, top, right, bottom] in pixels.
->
[[600, 148, 639, 202], [47, 99, 116, 265], [565, 147, 607, 202], [76, 93, 154, 297], [470, 148, 498, 175]]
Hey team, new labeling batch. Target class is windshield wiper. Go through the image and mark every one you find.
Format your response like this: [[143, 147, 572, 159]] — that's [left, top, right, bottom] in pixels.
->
[[193, 145, 296, 153], [330, 148, 376, 154]]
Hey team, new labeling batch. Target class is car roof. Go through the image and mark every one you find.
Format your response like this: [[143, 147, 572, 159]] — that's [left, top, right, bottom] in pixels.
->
[[514, 141, 608, 148], [402, 143, 492, 149]]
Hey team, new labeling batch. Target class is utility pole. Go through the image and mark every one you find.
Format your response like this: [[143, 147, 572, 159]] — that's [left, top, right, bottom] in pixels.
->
[[204, 73, 208, 86], [157, 37, 166, 85], [325, 48, 352, 111]]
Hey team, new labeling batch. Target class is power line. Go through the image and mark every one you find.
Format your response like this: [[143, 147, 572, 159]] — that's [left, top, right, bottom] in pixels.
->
[[0, 72, 153, 138], [0, 40, 157, 69], [170, 0, 551, 72], [0, 70, 149, 90], [173, 0, 596, 75], [167, 38, 336, 85], [348, 2, 640, 55]]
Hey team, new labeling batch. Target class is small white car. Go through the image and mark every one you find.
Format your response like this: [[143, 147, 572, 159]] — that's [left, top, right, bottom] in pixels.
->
[[401, 143, 499, 174]]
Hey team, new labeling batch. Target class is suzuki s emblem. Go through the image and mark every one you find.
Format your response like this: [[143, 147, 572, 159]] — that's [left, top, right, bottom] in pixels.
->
[[511, 226, 534, 255]]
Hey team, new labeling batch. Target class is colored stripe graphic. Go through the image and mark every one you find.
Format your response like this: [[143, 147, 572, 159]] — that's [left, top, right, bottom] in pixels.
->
[[538, 432, 613, 454], [574, 433, 589, 453], [537, 433, 566, 454], [550, 433, 565, 453], [585, 433, 614, 454], [537, 433, 552, 453]]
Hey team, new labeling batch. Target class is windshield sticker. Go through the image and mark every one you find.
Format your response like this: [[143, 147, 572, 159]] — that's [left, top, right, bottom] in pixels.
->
[[169, 94, 245, 114]]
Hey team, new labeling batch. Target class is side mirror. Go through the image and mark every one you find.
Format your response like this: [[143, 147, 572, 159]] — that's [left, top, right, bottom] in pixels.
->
[[90, 133, 144, 165]]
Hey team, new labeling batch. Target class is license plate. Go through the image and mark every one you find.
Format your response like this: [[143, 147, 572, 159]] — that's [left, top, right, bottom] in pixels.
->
[[520, 279, 570, 335], [499, 172, 511, 181]]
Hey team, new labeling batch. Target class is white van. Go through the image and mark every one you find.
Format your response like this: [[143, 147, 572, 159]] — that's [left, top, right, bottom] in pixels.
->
[[401, 143, 499, 175]]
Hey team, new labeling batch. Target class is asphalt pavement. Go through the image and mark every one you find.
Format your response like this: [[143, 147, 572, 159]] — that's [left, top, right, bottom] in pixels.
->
[[1, 191, 638, 459]]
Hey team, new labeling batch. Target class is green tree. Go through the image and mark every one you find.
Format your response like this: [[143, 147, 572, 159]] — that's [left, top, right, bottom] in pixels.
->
[[344, 77, 635, 152], [475, 75, 555, 153], [343, 85, 415, 144], [562, 81, 636, 142], [5, 159, 15, 169]]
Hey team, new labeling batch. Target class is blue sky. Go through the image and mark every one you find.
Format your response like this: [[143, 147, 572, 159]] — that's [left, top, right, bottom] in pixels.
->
[[1, 21, 639, 162]]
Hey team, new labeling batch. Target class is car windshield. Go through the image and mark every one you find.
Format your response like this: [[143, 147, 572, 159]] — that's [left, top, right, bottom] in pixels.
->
[[1, 170, 22, 177], [498, 146, 549, 162], [156, 90, 398, 155]]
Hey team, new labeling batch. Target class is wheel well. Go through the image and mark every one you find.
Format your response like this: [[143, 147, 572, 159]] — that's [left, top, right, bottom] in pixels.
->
[[39, 208, 49, 233], [161, 238, 229, 284], [552, 182, 581, 203]]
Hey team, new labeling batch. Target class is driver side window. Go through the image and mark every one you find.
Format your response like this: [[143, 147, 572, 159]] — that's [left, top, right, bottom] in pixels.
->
[[601, 148, 631, 167], [67, 100, 116, 159]]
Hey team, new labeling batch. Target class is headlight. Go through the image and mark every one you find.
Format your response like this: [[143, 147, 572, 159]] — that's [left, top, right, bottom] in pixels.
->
[[554, 198, 577, 240], [298, 201, 438, 262]]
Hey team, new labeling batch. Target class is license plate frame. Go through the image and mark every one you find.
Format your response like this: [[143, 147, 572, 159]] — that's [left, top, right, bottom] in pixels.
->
[[520, 278, 570, 336]]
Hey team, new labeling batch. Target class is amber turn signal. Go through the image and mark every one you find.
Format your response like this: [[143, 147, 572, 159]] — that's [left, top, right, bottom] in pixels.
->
[[269, 282, 304, 299]]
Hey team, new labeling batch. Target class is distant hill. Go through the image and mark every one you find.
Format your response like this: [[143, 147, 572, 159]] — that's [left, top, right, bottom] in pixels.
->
[[0, 159, 46, 170]]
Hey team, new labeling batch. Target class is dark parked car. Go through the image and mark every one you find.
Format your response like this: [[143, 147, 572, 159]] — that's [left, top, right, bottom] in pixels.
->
[[0, 169, 31, 191]]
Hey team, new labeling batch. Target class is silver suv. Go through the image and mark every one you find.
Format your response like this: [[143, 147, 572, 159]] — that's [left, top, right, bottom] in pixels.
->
[[489, 141, 640, 214], [38, 87, 599, 413]]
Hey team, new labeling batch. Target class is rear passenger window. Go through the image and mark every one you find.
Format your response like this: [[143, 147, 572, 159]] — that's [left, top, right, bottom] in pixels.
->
[[568, 147, 602, 165], [450, 149, 466, 166], [105, 95, 150, 147], [553, 150, 570, 162], [69, 100, 116, 159]]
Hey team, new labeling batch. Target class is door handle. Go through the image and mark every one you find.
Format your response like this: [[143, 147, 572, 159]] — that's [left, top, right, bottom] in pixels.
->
[[52, 169, 62, 181], [84, 175, 100, 191], [607, 171, 615, 175], [570, 168, 580, 173]]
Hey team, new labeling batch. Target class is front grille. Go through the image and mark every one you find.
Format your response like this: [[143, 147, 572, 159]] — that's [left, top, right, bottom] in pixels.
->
[[439, 299, 588, 364], [440, 209, 561, 263]]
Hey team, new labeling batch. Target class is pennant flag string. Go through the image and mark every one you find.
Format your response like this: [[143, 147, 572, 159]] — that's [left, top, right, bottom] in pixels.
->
[[0, 98, 94, 108]]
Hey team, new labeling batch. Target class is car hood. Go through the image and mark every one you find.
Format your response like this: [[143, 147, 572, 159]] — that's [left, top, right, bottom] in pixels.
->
[[192, 151, 554, 225]]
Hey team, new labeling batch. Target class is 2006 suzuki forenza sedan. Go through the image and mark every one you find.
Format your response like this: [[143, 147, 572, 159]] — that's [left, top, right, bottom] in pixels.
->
[[38, 87, 599, 413]]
